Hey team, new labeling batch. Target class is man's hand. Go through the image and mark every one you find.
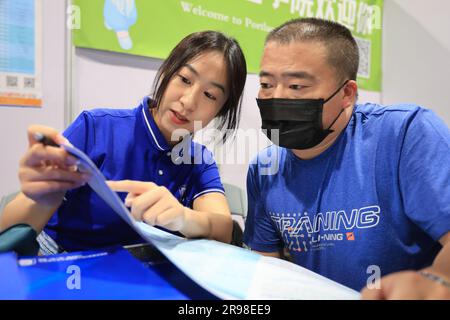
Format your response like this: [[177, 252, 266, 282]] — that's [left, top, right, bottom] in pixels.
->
[[361, 269, 450, 300], [107, 180, 187, 231]]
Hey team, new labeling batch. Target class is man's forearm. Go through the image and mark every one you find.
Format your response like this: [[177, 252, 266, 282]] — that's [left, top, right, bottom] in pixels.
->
[[423, 240, 450, 283], [429, 241, 450, 280]]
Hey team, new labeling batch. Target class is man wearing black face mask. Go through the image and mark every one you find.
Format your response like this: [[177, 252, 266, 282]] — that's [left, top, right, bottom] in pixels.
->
[[256, 79, 350, 150], [243, 18, 450, 300]]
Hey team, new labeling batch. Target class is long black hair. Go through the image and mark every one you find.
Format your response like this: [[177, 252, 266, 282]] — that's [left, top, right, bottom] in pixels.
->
[[151, 31, 247, 142]]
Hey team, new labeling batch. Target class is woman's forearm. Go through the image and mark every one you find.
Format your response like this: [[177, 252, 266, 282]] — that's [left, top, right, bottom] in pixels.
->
[[0, 192, 59, 233], [180, 208, 233, 243]]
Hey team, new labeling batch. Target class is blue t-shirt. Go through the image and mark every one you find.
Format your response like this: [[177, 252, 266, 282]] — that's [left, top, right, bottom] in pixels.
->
[[243, 103, 450, 291], [44, 97, 224, 251]]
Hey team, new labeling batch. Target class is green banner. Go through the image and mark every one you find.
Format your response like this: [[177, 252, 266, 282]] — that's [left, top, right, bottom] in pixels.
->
[[72, 0, 383, 92]]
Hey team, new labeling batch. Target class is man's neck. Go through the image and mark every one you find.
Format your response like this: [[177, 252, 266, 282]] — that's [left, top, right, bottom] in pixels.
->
[[292, 105, 354, 160]]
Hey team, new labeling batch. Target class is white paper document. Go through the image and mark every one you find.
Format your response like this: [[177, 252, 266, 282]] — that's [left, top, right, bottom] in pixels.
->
[[62, 143, 360, 300]]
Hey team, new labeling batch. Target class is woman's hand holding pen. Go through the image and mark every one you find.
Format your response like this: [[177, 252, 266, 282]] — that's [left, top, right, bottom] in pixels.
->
[[19, 125, 91, 207], [107, 180, 188, 232]]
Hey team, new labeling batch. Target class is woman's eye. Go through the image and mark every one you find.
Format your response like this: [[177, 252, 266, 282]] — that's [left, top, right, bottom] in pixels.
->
[[179, 75, 191, 85], [204, 92, 217, 101], [260, 83, 272, 89]]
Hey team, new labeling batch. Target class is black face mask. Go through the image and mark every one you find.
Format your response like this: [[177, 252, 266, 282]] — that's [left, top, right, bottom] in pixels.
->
[[256, 80, 349, 150]]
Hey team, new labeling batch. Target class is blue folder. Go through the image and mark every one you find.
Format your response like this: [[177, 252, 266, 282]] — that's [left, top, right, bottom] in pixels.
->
[[0, 246, 189, 300]]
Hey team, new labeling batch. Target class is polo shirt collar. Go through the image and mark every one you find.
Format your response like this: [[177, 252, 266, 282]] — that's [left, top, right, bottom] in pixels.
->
[[140, 96, 171, 152]]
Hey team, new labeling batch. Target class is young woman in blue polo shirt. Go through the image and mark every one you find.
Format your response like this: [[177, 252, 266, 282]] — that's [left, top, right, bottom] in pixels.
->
[[1, 31, 247, 253]]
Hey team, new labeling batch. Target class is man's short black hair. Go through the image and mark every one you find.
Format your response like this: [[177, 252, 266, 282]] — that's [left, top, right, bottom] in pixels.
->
[[266, 18, 359, 83]]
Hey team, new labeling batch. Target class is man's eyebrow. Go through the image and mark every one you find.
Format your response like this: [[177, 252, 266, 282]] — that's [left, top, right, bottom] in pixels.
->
[[282, 71, 316, 81], [184, 64, 226, 94], [259, 70, 273, 78], [259, 70, 316, 81]]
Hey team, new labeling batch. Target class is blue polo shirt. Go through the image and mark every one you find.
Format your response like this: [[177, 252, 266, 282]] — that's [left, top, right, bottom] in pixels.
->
[[244, 103, 450, 291], [44, 97, 225, 251]]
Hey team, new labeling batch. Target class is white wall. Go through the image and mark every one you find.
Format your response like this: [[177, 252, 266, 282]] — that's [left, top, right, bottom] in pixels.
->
[[0, 0, 67, 197], [73, 47, 162, 117], [1, 0, 449, 199], [382, 0, 450, 124]]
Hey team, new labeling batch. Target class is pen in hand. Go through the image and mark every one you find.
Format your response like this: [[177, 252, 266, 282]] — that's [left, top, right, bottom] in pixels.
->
[[32, 132, 83, 200], [34, 132, 60, 147]]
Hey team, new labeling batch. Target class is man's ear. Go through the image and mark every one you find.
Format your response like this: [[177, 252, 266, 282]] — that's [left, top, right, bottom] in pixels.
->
[[343, 80, 358, 109]]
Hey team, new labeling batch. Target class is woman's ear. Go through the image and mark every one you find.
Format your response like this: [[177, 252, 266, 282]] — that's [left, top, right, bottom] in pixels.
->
[[343, 80, 358, 109]]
